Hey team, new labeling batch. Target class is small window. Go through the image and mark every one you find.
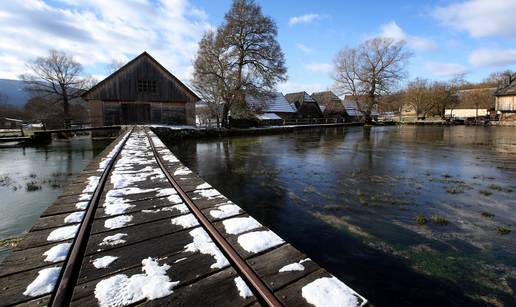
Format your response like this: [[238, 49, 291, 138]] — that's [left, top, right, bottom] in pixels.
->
[[137, 80, 157, 93]]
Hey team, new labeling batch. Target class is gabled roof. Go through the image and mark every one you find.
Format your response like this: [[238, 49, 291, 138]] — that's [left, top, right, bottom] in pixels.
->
[[342, 96, 379, 116], [495, 80, 516, 97], [284, 91, 316, 104], [246, 92, 296, 113], [81, 51, 199, 101], [311, 91, 340, 104]]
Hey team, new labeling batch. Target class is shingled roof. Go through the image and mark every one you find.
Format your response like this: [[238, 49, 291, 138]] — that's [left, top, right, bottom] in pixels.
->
[[311, 91, 345, 115], [246, 92, 296, 113], [495, 79, 516, 97]]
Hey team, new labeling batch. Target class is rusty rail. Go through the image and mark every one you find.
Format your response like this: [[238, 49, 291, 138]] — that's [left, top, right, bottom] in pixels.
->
[[145, 128, 282, 307]]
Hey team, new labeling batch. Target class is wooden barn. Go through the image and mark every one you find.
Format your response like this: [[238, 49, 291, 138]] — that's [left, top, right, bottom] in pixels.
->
[[495, 77, 516, 120], [82, 52, 198, 126], [311, 91, 346, 118], [284, 91, 323, 118]]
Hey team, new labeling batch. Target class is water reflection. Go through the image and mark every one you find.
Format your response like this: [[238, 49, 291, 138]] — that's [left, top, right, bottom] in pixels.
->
[[169, 126, 516, 306]]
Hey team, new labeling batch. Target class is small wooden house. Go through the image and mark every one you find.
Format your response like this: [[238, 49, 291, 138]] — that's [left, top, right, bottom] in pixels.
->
[[82, 52, 198, 126], [245, 92, 296, 120], [495, 78, 516, 120], [342, 96, 379, 122], [284, 91, 323, 118], [310, 91, 346, 118]]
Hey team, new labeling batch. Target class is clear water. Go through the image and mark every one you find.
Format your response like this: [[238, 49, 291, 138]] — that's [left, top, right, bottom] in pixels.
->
[[0, 137, 110, 260], [167, 126, 516, 307]]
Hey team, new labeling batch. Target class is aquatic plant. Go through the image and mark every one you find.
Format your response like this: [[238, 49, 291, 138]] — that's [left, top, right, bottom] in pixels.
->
[[431, 215, 449, 225], [415, 215, 427, 225], [29, 173, 37, 178], [26, 181, 42, 191], [0, 236, 21, 248], [488, 184, 503, 191], [496, 227, 511, 235], [479, 190, 492, 196], [481, 212, 494, 218], [445, 187, 463, 194]]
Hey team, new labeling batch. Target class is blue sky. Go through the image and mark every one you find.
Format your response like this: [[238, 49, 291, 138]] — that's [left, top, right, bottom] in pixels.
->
[[1, 0, 515, 93]]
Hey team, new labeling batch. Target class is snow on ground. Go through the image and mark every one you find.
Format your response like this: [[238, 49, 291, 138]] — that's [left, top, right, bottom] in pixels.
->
[[161, 153, 179, 163], [301, 276, 359, 307], [64, 211, 85, 224], [103, 196, 135, 216], [174, 257, 187, 263], [78, 193, 92, 201], [195, 182, 211, 190], [75, 201, 89, 210], [194, 189, 223, 199], [47, 224, 80, 241], [234, 277, 253, 298], [209, 203, 241, 219], [82, 176, 100, 193], [222, 217, 261, 235], [104, 215, 133, 229], [237, 230, 284, 254], [106, 187, 157, 198], [171, 214, 199, 229], [100, 233, 128, 247], [167, 194, 183, 204], [94, 258, 178, 307], [156, 188, 177, 197], [92, 256, 118, 269], [23, 267, 61, 297], [173, 167, 192, 176], [278, 259, 310, 273], [184, 228, 229, 269], [43, 243, 71, 262]]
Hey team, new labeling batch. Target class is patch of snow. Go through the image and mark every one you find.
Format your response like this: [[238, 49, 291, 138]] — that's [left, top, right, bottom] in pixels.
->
[[94, 258, 178, 307], [195, 182, 211, 190], [104, 215, 133, 229], [171, 203, 189, 213], [156, 188, 177, 197], [23, 267, 61, 297], [173, 167, 192, 176], [100, 233, 128, 247], [78, 193, 91, 201], [64, 211, 85, 224], [195, 189, 223, 199], [167, 194, 183, 204], [106, 187, 157, 197], [161, 154, 179, 163], [92, 256, 118, 269], [47, 224, 80, 241], [184, 228, 229, 269], [301, 276, 359, 307], [279, 262, 305, 272], [82, 176, 100, 193], [43, 243, 71, 262], [234, 277, 253, 299], [209, 203, 241, 219], [171, 214, 199, 229], [103, 197, 134, 216], [237, 230, 284, 254], [75, 201, 89, 210], [222, 217, 261, 235]]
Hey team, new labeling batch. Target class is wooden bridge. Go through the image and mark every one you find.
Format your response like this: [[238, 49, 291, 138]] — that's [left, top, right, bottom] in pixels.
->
[[0, 127, 366, 306]]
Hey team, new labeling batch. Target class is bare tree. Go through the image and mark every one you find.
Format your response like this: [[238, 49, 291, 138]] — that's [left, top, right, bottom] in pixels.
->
[[105, 60, 125, 74], [429, 81, 458, 119], [404, 78, 434, 119], [20, 50, 91, 128], [193, 0, 287, 127], [333, 37, 410, 123], [461, 88, 493, 123]]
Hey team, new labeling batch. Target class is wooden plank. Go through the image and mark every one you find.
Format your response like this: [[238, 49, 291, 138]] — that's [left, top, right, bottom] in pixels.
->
[[15, 224, 80, 251], [0, 241, 71, 277], [14, 295, 50, 307]]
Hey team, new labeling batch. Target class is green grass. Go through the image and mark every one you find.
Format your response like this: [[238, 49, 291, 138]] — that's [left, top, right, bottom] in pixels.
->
[[479, 189, 492, 196], [497, 227, 511, 235], [26, 181, 41, 191], [415, 215, 428, 225], [431, 215, 449, 225], [481, 212, 494, 218]]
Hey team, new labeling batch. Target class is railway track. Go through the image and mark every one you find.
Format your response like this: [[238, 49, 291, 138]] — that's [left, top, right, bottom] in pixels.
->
[[0, 126, 367, 307]]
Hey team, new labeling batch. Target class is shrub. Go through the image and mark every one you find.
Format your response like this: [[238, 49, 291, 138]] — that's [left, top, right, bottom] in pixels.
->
[[431, 215, 449, 225], [416, 215, 427, 225]]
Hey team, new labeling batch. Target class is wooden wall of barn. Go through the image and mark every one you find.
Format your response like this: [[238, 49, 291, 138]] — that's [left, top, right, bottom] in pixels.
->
[[496, 96, 516, 112]]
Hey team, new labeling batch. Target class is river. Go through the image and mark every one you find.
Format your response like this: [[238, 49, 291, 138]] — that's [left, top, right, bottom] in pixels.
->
[[167, 126, 516, 307], [0, 137, 110, 261]]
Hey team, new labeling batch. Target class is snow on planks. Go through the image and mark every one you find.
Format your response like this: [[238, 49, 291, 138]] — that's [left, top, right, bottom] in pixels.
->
[[0, 127, 367, 307]]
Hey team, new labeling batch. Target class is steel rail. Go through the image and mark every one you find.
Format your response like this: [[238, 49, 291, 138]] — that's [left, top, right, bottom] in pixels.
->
[[49, 127, 134, 306], [145, 129, 282, 307]]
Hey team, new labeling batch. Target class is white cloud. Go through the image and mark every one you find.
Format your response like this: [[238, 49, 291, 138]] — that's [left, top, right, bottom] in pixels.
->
[[0, 0, 212, 81], [288, 13, 326, 26], [424, 61, 469, 77], [277, 81, 327, 94], [304, 63, 332, 74], [296, 43, 313, 54], [380, 21, 436, 51], [469, 48, 516, 67], [434, 0, 516, 38]]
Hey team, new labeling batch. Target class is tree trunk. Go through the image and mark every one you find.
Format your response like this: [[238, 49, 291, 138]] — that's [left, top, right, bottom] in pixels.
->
[[222, 104, 230, 128], [62, 93, 70, 128]]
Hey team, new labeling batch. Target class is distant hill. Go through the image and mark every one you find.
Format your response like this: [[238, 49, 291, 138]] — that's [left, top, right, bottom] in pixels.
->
[[0, 79, 32, 108]]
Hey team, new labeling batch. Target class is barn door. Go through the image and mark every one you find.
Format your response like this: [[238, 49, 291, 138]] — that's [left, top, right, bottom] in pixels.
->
[[121, 103, 151, 124]]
